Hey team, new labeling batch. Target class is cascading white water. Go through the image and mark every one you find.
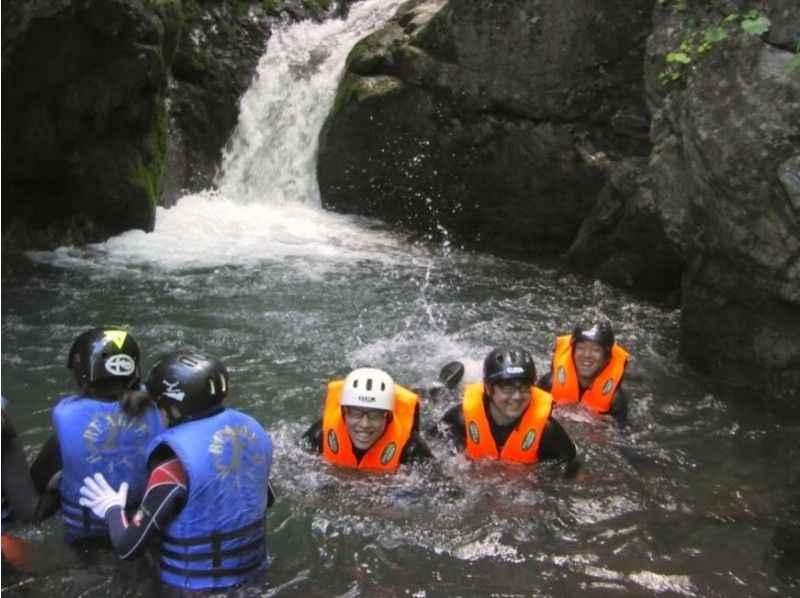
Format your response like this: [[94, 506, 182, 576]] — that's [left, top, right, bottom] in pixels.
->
[[41, 0, 411, 272], [218, 0, 406, 205]]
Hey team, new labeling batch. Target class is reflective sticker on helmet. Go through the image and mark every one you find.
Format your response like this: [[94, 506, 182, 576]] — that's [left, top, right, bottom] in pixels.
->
[[557, 366, 567, 385], [105, 354, 136, 377], [521, 429, 536, 451], [102, 330, 129, 350], [380, 442, 397, 465], [468, 421, 480, 445], [601, 378, 615, 395], [162, 380, 185, 402], [327, 429, 339, 454]]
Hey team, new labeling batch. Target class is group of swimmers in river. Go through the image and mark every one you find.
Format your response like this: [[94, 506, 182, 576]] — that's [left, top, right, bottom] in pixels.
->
[[1, 322, 629, 590]]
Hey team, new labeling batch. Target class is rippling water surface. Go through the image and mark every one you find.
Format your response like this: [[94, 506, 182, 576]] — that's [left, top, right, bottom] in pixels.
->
[[3, 0, 799, 595]]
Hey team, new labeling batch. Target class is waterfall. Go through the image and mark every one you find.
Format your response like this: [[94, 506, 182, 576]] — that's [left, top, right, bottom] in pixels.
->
[[34, 0, 411, 271], [218, 0, 406, 205]]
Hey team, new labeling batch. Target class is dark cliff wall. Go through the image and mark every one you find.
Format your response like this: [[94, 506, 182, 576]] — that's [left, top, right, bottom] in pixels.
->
[[316, 0, 800, 398], [319, 0, 654, 257], [2, 0, 182, 248]]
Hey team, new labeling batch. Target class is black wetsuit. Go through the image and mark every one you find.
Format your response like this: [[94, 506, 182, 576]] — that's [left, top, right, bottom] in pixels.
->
[[1, 417, 59, 523], [432, 398, 577, 465], [29, 433, 63, 496], [536, 372, 629, 424]]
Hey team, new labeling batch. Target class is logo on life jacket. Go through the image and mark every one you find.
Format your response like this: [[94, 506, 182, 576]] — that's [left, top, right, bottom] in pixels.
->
[[468, 421, 480, 445], [520, 429, 536, 451], [380, 442, 397, 465], [557, 366, 567, 385], [601, 378, 615, 395], [105, 354, 136, 377], [210, 425, 263, 480], [327, 429, 339, 454]]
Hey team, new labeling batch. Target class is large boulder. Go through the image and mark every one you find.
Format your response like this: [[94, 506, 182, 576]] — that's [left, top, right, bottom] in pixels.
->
[[2, 0, 182, 248], [318, 0, 654, 256], [644, 2, 800, 397]]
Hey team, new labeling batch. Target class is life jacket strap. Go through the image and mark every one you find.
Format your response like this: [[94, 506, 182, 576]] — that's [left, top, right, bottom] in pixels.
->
[[160, 536, 263, 562], [159, 547, 266, 579], [162, 516, 264, 547]]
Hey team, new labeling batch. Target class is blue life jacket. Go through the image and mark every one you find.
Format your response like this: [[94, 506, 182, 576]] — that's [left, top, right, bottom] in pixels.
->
[[53, 394, 165, 542], [147, 408, 273, 590]]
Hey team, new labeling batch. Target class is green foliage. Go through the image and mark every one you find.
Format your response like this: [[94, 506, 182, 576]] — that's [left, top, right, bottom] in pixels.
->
[[788, 42, 800, 75], [740, 11, 771, 36], [658, 8, 772, 86]]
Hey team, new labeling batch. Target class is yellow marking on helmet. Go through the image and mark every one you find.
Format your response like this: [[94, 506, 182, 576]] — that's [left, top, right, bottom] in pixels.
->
[[103, 329, 128, 349]]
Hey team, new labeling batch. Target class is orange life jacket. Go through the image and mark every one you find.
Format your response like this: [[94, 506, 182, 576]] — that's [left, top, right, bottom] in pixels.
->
[[321, 380, 419, 472], [462, 382, 552, 464], [549, 334, 629, 413]]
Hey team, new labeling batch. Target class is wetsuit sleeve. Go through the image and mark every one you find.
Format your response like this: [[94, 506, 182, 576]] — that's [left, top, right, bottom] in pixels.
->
[[535, 372, 553, 392], [607, 386, 629, 424], [537, 417, 577, 463], [302, 419, 323, 454], [1, 426, 59, 522], [29, 433, 63, 494], [428, 404, 466, 452], [400, 432, 434, 464], [105, 454, 188, 559]]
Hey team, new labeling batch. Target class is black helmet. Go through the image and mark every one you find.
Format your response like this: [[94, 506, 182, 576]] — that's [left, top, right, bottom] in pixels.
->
[[483, 345, 536, 383], [67, 328, 141, 387], [146, 350, 229, 423], [572, 322, 615, 351]]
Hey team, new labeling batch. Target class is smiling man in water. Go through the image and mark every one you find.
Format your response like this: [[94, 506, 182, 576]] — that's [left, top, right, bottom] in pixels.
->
[[433, 345, 577, 471], [302, 367, 433, 471], [537, 322, 630, 423]]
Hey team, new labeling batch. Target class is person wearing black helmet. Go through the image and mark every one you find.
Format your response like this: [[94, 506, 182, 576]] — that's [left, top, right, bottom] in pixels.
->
[[77, 350, 274, 591], [28, 328, 164, 543], [537, 322, 630, 423], [433, 345, 577, 469]]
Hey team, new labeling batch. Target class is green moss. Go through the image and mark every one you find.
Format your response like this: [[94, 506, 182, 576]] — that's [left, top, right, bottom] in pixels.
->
[[76, 95, 167, 232]]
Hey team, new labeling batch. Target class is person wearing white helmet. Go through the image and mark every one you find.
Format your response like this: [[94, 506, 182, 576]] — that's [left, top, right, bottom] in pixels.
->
[[302, 367, 433, 471]]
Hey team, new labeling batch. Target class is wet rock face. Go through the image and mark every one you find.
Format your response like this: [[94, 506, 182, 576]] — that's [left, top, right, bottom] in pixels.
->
[[318, 0, 653, 256], [2, 0, 182, 248], [645, 3, 800, 398]]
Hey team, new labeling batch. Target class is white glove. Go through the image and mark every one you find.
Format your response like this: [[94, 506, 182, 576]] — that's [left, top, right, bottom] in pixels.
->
[[78, 472, 129, 520]]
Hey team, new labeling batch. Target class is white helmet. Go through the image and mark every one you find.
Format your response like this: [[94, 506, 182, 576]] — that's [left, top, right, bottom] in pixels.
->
[[340, 367, 395, 412]]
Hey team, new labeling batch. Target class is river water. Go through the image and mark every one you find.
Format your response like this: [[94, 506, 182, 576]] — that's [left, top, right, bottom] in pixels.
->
[[2, 1, 799, 596]]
